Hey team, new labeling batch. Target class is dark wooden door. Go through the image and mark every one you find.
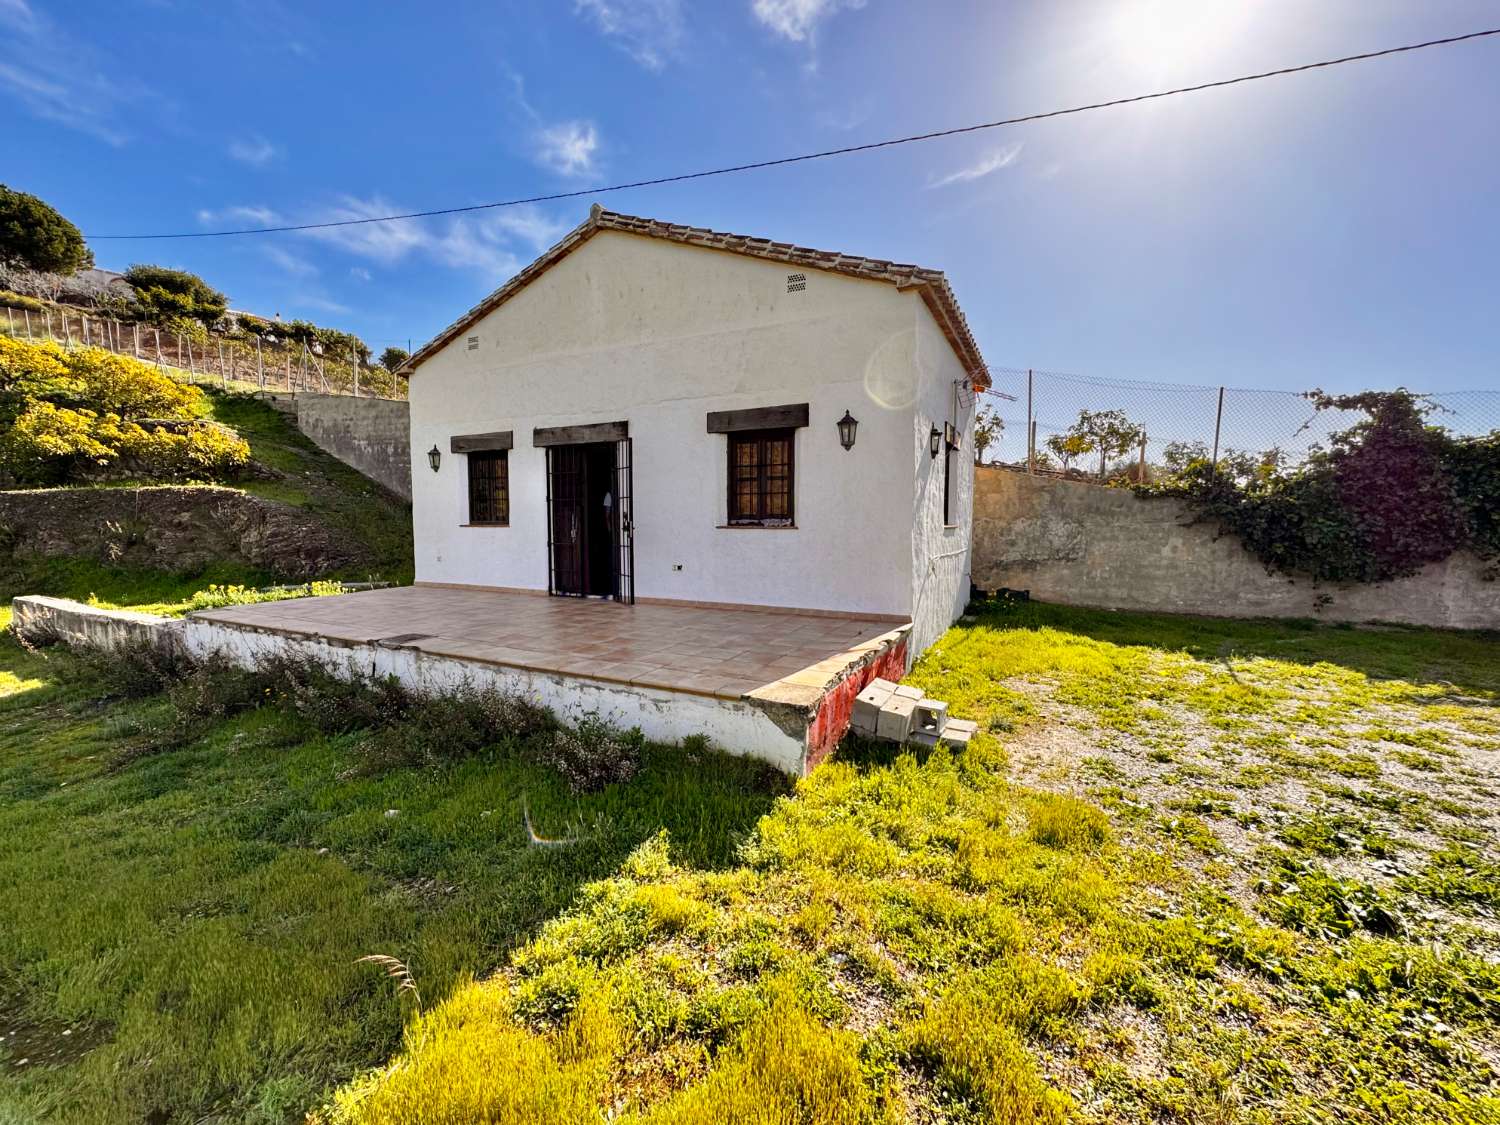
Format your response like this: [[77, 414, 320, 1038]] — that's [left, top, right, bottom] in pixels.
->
[[548, 445, 586, 595]]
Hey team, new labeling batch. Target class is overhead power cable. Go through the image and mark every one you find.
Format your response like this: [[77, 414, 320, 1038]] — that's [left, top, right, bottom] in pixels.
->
[[87, 26, 1500, 241]]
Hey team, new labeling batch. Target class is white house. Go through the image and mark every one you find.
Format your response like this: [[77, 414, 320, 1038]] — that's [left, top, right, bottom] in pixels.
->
[[401, 206, 989, 661]]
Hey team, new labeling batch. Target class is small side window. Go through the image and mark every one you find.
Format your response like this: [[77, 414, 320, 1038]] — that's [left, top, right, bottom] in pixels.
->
[[467, 450, 509, 525]]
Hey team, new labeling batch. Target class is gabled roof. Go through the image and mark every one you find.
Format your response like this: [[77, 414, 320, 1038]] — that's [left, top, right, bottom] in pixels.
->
[[400, 205, 990, 386]]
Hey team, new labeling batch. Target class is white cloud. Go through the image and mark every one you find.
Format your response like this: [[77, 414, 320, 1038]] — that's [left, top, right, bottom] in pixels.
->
[[574, 0, 684, 70], [484, 204, 571, 252], [349, 266, 372, 281], [429, 216, 526, 277], [0, 0, 146, 145], [261, 244, 317, 278], [0, 0, 39, 34], [533, 120, 600, 177], [293, 294, 351, 315], [197, 204, 282, 226], [228, 135, 280, 167], [927, 143, 1023, 188], [298, 195, 428, 263], [751, 0, 865, 42]]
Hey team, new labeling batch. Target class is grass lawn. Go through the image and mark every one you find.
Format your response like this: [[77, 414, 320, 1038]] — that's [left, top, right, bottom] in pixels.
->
[[1, 601, 1497, 1123], [0, 638, 785, 1124]]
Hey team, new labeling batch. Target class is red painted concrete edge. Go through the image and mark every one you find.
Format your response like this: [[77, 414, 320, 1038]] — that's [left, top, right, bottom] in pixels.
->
[[803, 638, 909, 771]]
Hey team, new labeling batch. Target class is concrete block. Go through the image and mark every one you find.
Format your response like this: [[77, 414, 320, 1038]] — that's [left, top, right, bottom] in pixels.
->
[[909, 716, 979, 749], [891, 684, 923, 701], [876, 694, 918, 741], [912, 699, 949, 736], [850, 679, 896, 735]]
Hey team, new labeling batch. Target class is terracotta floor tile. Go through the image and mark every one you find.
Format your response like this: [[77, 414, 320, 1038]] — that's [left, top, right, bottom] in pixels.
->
[[193, 587, 906, 700]]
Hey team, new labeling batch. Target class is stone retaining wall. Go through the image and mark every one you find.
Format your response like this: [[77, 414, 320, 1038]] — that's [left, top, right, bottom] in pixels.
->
[[972, 467, 1499, 630]]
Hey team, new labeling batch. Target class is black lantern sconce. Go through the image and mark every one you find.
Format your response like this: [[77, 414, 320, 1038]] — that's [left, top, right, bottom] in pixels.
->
[[837, 410, 859, 451], [929, 425, 943, 459], [427, 444, 441, 472]]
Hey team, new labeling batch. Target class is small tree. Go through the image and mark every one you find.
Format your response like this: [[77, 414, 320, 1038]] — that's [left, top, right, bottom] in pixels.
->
[[0, 185, 93, 275], [1044, 431, 1091, 474], [379, 346, 410, 373], [972, 406, 1002, 463], [124, 264, 228, 327], [1063, 408, 1146, 480]]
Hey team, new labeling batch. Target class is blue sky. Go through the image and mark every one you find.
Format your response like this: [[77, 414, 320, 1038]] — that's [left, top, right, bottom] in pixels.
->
[[3, 0, 1497, 392]]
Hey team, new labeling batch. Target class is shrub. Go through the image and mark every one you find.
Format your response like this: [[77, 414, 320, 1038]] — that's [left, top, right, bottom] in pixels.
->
[[1143, 388, 1500, 583], [534, 713, 642, 794], [58, 638, 191, 701], [0, 338, 244, 483], [0, 334, 72, 396], [63, 346, 202, 417], [123, 265, 227, 327], [184, 582, 345, 611], [0, 288, 47, 312], [0, 401, 112, 479]]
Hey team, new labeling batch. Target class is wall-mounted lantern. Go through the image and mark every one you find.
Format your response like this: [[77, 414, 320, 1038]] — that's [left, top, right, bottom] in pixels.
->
[[427, 444, 441, 472], [837, 410, 858, 451], [929, 425, 943, 459]]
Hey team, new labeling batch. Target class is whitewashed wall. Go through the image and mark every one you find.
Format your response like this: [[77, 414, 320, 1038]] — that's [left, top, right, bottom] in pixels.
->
[[908, 311, 975, 655], [409, 229, 973, 638]]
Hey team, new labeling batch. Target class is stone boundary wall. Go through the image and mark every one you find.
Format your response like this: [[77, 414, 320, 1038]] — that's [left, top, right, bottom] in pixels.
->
[[258, 392, 411, 500], [972, 467, 1500, 631]]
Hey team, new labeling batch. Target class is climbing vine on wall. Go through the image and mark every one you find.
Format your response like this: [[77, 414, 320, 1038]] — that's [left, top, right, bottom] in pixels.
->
[[1140, 389, 1500, 584]]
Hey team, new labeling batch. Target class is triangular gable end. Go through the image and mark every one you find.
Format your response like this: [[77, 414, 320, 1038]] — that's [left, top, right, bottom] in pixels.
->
[[400, 205, 990, 387]]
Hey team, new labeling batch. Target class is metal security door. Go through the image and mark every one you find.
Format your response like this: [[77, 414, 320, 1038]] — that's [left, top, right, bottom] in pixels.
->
[[613, 437, 634, 604], [547, 445, 586, 596]]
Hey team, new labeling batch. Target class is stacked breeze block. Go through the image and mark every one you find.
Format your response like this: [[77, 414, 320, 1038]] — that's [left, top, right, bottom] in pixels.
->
[[848, 678, 977, 748]]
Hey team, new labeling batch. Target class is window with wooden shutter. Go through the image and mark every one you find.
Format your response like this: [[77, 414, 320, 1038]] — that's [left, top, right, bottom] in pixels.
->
[[466, 450, 509, 525], [727, 428, 794, 526]]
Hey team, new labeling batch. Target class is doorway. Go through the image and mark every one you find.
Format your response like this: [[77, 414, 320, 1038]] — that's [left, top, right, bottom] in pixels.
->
[[546, 438, 634, 602]]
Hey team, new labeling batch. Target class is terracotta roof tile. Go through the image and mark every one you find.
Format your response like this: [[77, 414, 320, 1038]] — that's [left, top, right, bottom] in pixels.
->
[[402, 206, 989, 386]]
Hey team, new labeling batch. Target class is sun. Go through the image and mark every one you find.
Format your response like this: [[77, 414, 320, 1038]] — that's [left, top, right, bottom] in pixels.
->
[[1110, 0, 1254, 78]]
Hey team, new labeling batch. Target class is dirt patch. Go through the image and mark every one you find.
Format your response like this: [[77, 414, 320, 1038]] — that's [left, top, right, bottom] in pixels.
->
[[0, 1001, 111, 1072], [0, 484, 362, 579]]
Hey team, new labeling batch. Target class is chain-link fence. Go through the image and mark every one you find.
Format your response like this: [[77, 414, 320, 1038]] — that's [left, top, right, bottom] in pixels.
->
[[1, 302, 407, 400], [980, 366, 1499, 477]]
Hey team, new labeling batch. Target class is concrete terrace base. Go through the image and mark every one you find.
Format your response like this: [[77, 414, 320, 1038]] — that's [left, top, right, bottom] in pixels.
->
[[12, 589, 910, 775]]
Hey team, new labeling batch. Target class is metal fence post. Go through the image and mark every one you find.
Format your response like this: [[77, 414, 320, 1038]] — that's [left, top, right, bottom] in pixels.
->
[[5, 307, 12, 335], [351, 350, 359, 397], [1138, 435, 1148, 480], [1026, 368, 1035, 474], [1210, 386, 1225, 477], [256, 337, 265, 390]]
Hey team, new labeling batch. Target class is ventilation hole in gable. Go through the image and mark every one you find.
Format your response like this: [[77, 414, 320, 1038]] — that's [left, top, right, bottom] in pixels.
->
[[467, 336, 480, 351], [786, 273, 807, 293]]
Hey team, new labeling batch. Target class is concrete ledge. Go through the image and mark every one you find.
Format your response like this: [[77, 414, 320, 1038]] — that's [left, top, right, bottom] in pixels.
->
[[10, 595, 181, 651]]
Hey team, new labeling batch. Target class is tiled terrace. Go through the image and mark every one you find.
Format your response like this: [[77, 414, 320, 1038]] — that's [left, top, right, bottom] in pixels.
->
[[190, 584, 908, 702]]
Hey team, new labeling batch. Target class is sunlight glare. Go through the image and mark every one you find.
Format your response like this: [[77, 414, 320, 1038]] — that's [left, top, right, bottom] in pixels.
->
[[1111, 0, 1254, 77]]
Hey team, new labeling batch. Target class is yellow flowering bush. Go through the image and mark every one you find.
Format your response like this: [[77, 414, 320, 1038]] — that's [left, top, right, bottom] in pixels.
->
[[0, 335, 246, 483]]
